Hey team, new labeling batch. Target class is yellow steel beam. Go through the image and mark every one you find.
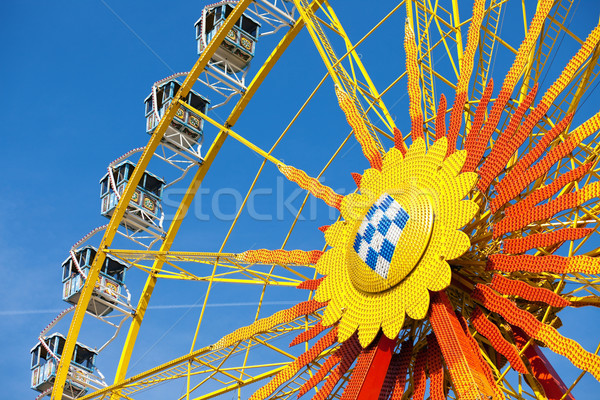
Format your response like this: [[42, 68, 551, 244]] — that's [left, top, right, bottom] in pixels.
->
[[78, 313, 321, 399], [191, 366, 286, 400], [186, 362, 290, 375], [292, 0, 385, 152], [81, 343, 227, 400], [481, 24, 518, 54], [105, 249, 315, 267], [254, 337, 298, 361], [185, 3, 327, 381], [322, 0, 399, 132], [127, 262, 304, 286], [520, 1, 577, 101], [109, 4, 312, 397], [179, 100, 283, 166], [50, 2, 255, 398], [189, 346, 337, 400], [471, 0, 503, 99], [451, 0, 464, 64], [293, 0, 342, 88], [558, 43, 600, 133], [415, 0, 439, 136], [192, 357, 245, 385], [423, 1, 460, 80], [547, 12, 583, 45], [149, 275, 301, 286], [111, 70, 229, 400]]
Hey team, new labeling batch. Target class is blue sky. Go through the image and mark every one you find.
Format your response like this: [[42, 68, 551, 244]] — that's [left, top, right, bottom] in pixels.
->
[[2, 0, 600, 398]]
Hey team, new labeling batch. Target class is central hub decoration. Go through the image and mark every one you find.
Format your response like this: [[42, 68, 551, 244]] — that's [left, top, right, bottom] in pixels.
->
[[314, 137, 478, 346], [353, 193, 410, 279], [349, 191, 435, 293]]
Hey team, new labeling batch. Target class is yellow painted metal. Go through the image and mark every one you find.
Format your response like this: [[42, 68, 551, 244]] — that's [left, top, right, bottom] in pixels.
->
[[322, 0, 398, 133], [46, 0, 600, 398], [292, 0, 385, 153], [253, 337, 297, 360], [541, 18, 600, 132], [480, 23, 518, 55], [109, 66, 227, 400], [471, 0, 503, 100], [50, 2, 254, 398], [416, 0, 438, 136], [183, 5, 327, 394], [104, 249, 309, 287], [106, 249, 237, 261], [184, 83, 358, 395], [190, 367, 286, 400], [451, 0, 464, 65], [145, 275, 300, 286], [562, 43, 600, 129], [187, 0, 327, 362], [77, 313, 321, 400], [520, 1, 576, 102], [109, 4, 312, 397], [518, 33, 537, 104], [105, 249, 314, 266], [179, 100, 283, 166], [184, 101, 351, 399], [415, 1, 462, 80], [201, 73, 330, 276], [294, 1, 342, 89], [127, 263, 304, 286]]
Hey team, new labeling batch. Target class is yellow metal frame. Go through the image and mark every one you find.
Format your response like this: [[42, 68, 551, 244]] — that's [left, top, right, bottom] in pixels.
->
[[291, 0, 398, 152], [51, 2, 255, 399], [77, 312, 325, 400], [108, 2, 330, 398], [46, 0, 600, 399], [104, 249, 311, 286]]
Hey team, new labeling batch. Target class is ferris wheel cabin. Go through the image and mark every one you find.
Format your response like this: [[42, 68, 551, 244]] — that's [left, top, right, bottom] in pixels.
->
[[61, 246, 128, 317], [30, 333, 98, 399], [144, 79, 210, 153], [99, 160, 166, 231], [195, 3, 261, 73]]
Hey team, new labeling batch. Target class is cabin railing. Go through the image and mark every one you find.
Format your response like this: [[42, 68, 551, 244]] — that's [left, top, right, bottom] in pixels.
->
[[31, 359, 57, 388], [207, 22, 255, 56], [32, 358, 96, 393], [146, 101, 203, 140], [102, 183, 161, 219], [64, 274, 121, 302]]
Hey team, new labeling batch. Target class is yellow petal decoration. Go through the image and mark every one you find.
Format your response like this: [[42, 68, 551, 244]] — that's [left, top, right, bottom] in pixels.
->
[[314, 137, 479, 347]]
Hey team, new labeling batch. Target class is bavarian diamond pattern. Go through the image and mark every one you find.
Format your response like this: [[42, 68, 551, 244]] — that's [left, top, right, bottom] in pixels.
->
[[353, 194, 410, 279]]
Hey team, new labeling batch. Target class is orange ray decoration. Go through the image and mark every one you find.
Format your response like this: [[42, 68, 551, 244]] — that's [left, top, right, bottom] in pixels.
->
[[218, 1, 600, 398]]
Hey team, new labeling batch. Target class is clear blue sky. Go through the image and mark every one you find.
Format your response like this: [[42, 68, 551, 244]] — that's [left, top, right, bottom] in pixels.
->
[[2, 0, 600, 398]]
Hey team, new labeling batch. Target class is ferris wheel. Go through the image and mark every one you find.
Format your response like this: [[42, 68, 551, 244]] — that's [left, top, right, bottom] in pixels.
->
[[29, 0, 600, 399]]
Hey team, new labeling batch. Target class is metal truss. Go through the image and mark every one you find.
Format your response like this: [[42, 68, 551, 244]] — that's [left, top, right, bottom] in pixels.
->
[[46, 1, 600, 399]]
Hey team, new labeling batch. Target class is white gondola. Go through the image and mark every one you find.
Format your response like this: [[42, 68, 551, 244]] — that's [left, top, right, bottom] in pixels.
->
[[30, 333, 103, 399], [195, 2, 261, 73], [61, 246, 130, 317], [99, 160, 166, 233], [144, 78, 210, 156]]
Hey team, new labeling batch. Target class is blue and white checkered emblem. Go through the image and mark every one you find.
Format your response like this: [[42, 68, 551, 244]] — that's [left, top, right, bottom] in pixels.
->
[[353, 194, 410, 279]]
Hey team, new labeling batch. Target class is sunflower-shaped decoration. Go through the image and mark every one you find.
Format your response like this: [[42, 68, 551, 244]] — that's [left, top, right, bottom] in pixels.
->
[[316, 133, 478, 347], [220, 0, 600, 398]]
